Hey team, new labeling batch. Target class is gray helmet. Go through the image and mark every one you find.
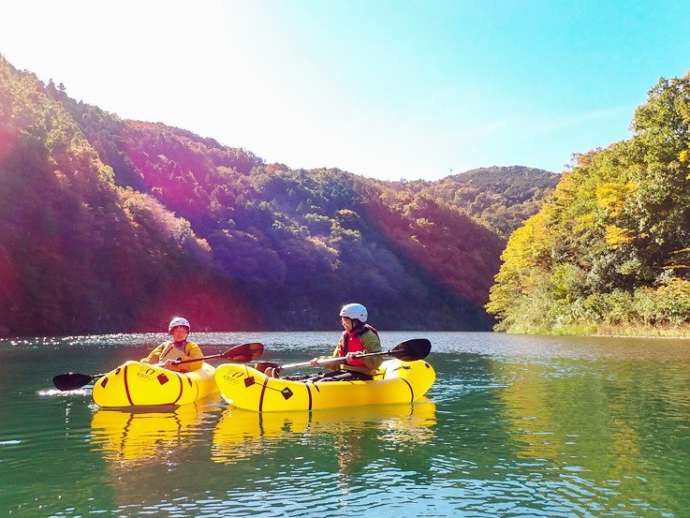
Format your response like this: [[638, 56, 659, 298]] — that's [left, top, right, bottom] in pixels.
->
[[339, 303, 367, 323], [168, 316, 190, 334]]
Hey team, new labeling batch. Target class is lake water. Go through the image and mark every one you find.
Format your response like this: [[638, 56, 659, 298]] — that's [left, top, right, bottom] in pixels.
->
[[1, 331, 690, 516]]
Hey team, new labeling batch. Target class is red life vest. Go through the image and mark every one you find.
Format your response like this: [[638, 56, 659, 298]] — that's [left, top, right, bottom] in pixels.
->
[[337, 325, 378, 367]]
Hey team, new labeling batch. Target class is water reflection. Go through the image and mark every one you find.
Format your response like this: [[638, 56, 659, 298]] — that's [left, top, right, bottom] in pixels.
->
[[487, 358, 690, 515], [90, 403, 205, 463], [211, 400, 437, 468], [6, 332, 690, 516]]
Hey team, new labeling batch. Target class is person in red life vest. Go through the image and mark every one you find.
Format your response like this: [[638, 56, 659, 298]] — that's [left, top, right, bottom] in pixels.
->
[[141, 317, 204, 373], [318, 303, 383, 379], [266, 303, 382, 381]]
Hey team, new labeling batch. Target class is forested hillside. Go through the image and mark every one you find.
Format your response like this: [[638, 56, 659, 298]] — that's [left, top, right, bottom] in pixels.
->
[[396, 166, 559, 238], [0, 56, 553, 337], [0, 59, 260, 336], [487, 73, 690, 335]]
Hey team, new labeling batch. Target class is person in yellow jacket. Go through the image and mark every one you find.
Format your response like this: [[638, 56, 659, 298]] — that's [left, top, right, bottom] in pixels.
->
[[141, 317, 204, 372]]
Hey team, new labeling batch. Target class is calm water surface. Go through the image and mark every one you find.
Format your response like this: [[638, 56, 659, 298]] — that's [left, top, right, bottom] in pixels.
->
[[1, 332, 690, 516]]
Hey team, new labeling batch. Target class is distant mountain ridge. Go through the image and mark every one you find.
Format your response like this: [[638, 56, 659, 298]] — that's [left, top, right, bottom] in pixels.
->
[[0, 55, 556, 336], [393, 166, 559, 238]]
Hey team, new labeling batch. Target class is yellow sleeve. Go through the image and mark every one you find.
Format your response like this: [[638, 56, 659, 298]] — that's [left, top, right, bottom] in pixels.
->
[[176, 341, 204, 372], [141, 344, 164, 364]]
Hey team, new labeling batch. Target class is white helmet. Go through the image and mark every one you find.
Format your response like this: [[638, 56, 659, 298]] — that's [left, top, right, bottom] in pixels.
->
[[339, 303, 367, 323], [168, 316, 190, 333]]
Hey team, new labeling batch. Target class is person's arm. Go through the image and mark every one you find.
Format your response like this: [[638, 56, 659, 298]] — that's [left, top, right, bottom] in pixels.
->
[[311, 340, 344, 370], [358, 332, 383, 372], [141, 344, 164, 364], [313, 344, 342, 370], [175, 342, 204, 372], [341, 332, 382, 375]]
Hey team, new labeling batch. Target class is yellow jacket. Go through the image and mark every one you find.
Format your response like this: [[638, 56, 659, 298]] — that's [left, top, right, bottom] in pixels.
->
[[141, 340, 204, 372]]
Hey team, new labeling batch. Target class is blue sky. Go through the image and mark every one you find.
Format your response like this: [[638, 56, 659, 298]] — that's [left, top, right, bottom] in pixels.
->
[[1, 1, 688, 180]]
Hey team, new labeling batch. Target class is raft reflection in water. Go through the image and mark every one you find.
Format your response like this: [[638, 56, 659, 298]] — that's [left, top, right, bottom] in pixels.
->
[[90, 403, 206, 463], [89, 399, 436, 469], [211, 398, 437, 466]]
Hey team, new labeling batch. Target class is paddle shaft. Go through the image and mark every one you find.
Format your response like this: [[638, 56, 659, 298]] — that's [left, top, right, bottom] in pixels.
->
[[281, 350, 396, 370], [170, 341, 263, 365], [53, 342, 263, 391], [273, 338, 431, 372], [171, 352, 223, 365]]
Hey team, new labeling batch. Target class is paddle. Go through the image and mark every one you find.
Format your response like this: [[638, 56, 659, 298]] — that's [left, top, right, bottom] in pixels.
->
[[255, 338, 431, 374], [189, 342, 264, 364], [52, 342, 264, 391]]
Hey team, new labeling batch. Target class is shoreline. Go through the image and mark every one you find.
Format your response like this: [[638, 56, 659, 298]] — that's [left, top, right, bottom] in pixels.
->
[[592, 326, 690, 339], [503, 324, 690, 339]]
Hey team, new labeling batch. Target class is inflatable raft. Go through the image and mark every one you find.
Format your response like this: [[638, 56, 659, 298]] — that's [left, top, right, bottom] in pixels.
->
[[92, 360, 218, 408], [214, 358, 436, 412]]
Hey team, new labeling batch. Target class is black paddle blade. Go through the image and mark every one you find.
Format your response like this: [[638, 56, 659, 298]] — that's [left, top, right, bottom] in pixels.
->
[[222, 342, 264, 363], [389, 338, 432, 361], [53, 373, 95, 391]]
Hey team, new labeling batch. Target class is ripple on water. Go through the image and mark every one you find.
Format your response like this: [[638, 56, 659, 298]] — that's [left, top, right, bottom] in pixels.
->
[[37, 388, 91, 398], [3, 332, 690, 517]]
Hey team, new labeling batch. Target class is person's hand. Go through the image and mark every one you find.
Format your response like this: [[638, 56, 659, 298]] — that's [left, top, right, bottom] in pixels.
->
[[345, 352, 358, 363], [309, 357, 321, 367], [161, 359, 176, 369], [265, 367, 281, 378]]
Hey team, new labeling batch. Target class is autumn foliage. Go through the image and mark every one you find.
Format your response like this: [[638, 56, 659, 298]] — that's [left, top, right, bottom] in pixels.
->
[[0, 56, 554, 336], [487, 72, 690, 334]]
